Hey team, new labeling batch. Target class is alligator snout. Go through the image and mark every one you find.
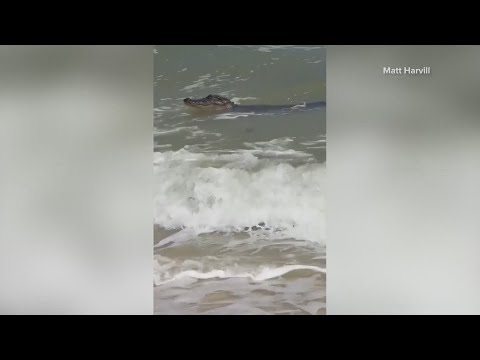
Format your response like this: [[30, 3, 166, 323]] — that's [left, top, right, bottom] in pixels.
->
[[183, 94, 235, 108], [183, 98, 196, 106]]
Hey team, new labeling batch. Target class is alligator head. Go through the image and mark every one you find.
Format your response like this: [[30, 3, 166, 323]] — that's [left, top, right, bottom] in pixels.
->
[[183, 94, 235, 110]]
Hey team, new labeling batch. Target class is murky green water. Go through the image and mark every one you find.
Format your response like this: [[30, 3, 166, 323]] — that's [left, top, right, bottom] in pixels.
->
[[154, 45, 326, 315]]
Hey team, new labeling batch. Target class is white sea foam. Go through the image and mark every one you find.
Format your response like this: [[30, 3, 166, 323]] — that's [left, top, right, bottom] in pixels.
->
[[155, 144, 172, 149], [214, 112, 255, 120], [244, 138, 315, 160], [154, 126, 222, 140], [154, 126, 199, 136], [292, 102, 307, 109], [154, 264, 326, 286], [153, 149, 326, 243], [300, 137, 327, 147], [154, 229, 197, 249], [230, 97, 258, 103]]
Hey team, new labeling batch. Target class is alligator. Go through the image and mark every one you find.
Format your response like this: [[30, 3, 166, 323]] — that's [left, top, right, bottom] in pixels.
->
[[183, 94, 325, 114]]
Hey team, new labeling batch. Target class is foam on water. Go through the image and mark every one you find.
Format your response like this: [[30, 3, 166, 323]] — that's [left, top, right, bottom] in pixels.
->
[[154, 229, 197, 249], [155, 144, 172, 149], [154, 148, 326, 243], [245, 137, 295, 151], [154, 126, 222, 140], [231, 97, 259, 103], [291, 102, 307, 109], [243, 138, 314, 160], [154, 126, 200, 136], [154, 264, 326, 286], [214, 112, 255, 120], [300, 135, 327, 148]]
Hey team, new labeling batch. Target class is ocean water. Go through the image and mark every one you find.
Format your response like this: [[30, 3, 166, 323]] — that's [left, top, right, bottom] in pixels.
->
[[154, 45, 326, 315]]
